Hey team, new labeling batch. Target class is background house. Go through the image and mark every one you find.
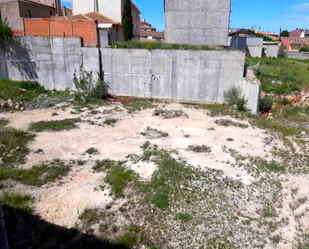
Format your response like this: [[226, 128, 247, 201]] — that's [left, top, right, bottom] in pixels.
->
[[257, 31, 279, 40], [282, 37, 309, 51], [71, 12, 122, 46], [139, 19, 164, 42], [0, 0, 60, 33], [71, 0, 141, 39], [229, 29, 264, 57], [290, 29, 309, 38]]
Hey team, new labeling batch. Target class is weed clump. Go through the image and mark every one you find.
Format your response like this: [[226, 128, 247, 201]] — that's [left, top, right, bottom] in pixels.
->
[[187, 145, 212, 153], [103, 118, 118, 126], [153, 109, 189, 119], [215, 119, 249, 128], [85, 147, 99, 155], [141, 127, 168, 139]]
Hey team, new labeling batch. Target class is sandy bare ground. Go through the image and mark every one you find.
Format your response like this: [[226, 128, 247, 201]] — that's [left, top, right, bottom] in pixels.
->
[[1, 102, 308, 249]]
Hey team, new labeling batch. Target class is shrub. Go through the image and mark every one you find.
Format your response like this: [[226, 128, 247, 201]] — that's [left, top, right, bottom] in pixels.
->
[[73, 64, 93, 93], [278, 45, 287, 58], [73, 65, 110, 101], [259, 96, 273, 113], [236, 97, 248, 112], [90, 71, 110, 100], [0, 19, 12, 43], [224, 86, 242, 106], [224, 87, 247, 111], [300, 46, 309, 52]]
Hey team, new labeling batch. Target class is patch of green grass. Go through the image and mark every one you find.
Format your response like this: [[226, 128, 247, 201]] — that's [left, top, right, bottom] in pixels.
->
[[123, 98, 155, 113], [246, 57, 309, 95], [105, 165, 136, 197], [0, 119, 9, 128], [0, 160, 71, 186], [85, 147, 99, 155], [103, 118, 118, 126], [112, 41, 218, 51], [256, 118, 303, 137], [0, 127, 34, 165], [92, 159, 123, 172], [151, 193, 169, 209], [1, 192, 32, 214], [176, 212, 192, 222], [181, 102, 251, 119], [0, 80, 47, 103], [29, 118, 81, 132]]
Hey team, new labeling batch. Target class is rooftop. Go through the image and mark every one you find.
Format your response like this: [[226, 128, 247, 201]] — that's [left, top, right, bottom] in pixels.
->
[[71, 12, 120, 25]]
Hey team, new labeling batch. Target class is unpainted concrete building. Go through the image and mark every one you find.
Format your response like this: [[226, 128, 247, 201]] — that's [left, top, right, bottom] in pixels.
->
[[164, 0, 231, 46], [0, 0, 59, 32]]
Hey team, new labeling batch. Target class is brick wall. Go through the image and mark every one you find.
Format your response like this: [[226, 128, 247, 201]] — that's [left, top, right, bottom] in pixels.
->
[[23, 18, 98, 47], [24, 19, 50, 36], [50, 19, 72, 37], [72, 20, 97, 47]]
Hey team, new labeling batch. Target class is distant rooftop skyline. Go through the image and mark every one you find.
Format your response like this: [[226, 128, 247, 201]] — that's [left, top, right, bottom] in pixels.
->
[[62, 0, 309, 33]]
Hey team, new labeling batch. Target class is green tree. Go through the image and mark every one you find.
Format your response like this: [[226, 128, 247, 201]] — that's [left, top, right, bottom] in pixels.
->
[[122, 0, 133, 41], [280, 30, 289, 37], [0, 19, 12, 43]]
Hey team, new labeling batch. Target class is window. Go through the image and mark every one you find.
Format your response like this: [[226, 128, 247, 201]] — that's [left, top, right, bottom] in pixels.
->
[[28, 10, 31, 18]]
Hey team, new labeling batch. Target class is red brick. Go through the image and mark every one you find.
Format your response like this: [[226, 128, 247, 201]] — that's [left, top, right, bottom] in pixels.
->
[[50, 20, 72, 37], [24, 19, 49, 36]]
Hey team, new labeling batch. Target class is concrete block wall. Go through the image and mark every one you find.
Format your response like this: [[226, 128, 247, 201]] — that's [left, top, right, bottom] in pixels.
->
[[101, 48, 260, 112], [165, 0, 231, 46]]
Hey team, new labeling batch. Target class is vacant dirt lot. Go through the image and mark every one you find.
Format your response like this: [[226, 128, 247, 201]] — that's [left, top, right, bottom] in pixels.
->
[[1, 100, 309, 249]]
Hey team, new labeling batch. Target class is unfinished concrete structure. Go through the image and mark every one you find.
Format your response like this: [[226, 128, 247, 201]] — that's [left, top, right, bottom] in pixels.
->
[[0, 0, 60, 32], [164, 0, 231, 46]]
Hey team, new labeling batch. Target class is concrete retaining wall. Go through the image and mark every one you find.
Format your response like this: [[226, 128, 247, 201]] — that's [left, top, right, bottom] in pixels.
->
[[1, 36, 100, 90], [286, 52, 309, 60], [0, 36, 260, 112], [101, 48, 260, 112]]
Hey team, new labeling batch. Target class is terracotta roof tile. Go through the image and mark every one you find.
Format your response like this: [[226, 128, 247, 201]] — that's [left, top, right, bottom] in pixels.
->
[[285, 37, 309, 45]]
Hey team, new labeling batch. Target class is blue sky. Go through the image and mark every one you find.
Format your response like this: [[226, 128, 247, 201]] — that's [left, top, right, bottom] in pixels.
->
[[62, 0, 309, 33]]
